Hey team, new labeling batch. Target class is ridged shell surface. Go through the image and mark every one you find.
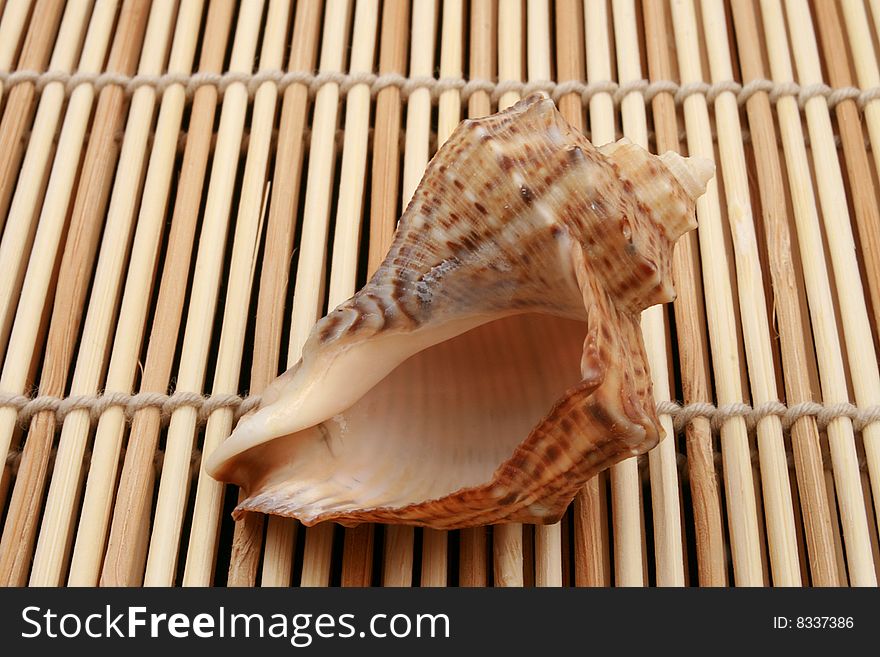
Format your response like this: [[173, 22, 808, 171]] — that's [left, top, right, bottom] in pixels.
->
[[206, 93, 713, 529]]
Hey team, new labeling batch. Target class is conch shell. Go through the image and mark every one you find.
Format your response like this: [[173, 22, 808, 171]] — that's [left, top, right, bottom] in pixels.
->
[[206, 93, 712, 529]]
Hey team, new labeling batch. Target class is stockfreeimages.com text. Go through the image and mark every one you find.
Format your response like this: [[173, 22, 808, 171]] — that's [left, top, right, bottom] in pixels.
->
[[21, 606, 451, 646]]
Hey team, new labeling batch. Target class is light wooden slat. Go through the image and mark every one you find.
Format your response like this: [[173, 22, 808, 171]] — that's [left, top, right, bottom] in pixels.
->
[[226, 0, 321, 589], [824, 469, 850, 585], [348, 0, 409, 588], [141, 0, 268, 587], [525, 0, 563, 589], [69, 0, 209, 587], [381, 0, 437, 588], [612, 0, 686, 587], [0, 0, 35, 107], [670, 0, 765, 586], [840, 0, 880, 188], [555, 0, 610, 588], [833, 0, 880, 523], [458, 0, 495, 589], [287, 0, 353, 588], [585, 0, 645, 587], [437, 0, 463, 144], [399, 0, 439, 206], [492, 0, 524, 589], [327, 0, 379, 589], [760, 0, 877, 586], [0, 0, 68, 358], [643, 0, 726, 588], [782, 0, 880, 586], [729, 0, 837, 586], [181, 0, 291, 587], [0, 0, 64, 236], [101, 0, 235, 588], [27, 0, 179, 587], [814, 0, 880, 532], [699, 0, 801, 586], [366, 0, 409, 275], [0, 0, 149, 587], [871, 1, 880, 52], [419, 0, 463, 589], [0, 0, 96, 382]]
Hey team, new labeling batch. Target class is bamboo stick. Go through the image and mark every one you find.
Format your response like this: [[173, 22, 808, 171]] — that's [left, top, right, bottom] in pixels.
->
[[336, 0, 408, 589], [286, 0, 353, 588], [417, 0, 464, 589], [781, 0, 880, 585], [366, 0, 409, 275], [379, 0, 437, 588], [819, 3, 880, 349], [0, 0, 34, 108], [467, 0, 495, 122], [245, 3, 323, 590], [752, 457, 771, 584], [399, 0, 437, 206], [524, 0, 562, 589], [861, 470, 880, 581], [788, 472, 809, 583], [68, 0, 213, 587], [585, 0, 645, 587], [729, 0, 838, 586], [611, 0, 686, 587], [492, 0, 524, 589], [556, 0, 609, 588], [698, 0, 801, 586], [526, 0, 551, 87], [0, 0, 64, 237], [643, 0, 726, 588], [458, 0, 495, 588], [669, 0, 765, 586], [437, 0, 463, 144], [0, 0, 117, 519], [181, 0, 291, 587], [0, 0, 93, 386], [824, 469, 850, 584], [99, 0, 253, 587], [839, 0, 880, 191], [871, 1, 880, 46], [760, 0, 877, 586], [327, 0, 379, 317], [0, 0, 151, 587], [103, 0, 254, 584], [822, 1, 880, 525], [26, 0, 178, 587], [324, 0, 380, 589], [224, 0, 321, 589], [140, 0, 268, 587], [0, 0, 72, 358]]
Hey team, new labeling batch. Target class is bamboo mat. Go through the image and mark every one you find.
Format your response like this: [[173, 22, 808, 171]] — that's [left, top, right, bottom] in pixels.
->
[[0, 0, 879, 587]]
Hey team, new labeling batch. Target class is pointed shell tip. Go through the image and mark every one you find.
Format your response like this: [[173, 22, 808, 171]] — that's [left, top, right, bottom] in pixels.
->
[[660, 151, 714, 200]]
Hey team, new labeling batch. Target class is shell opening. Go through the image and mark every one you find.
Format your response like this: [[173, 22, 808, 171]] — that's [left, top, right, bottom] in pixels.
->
[[209, 313, 587, 526]]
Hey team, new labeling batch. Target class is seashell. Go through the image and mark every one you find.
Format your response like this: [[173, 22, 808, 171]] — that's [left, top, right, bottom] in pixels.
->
[[206, 93, 713, 529]]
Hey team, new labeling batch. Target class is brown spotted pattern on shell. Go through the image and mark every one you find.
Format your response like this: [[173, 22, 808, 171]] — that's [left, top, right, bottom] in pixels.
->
[[206, 93, 713, 529]]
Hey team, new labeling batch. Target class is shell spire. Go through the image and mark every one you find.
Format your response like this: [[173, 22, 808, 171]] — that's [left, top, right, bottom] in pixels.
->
[[206, 93, 713, 529], [660, 150, 713, 237]]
